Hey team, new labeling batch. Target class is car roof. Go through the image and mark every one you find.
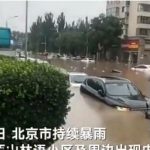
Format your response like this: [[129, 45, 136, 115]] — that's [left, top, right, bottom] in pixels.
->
[[134, 64, 150, 67], [69, 72, 87, 76], [86, 75, 130, 84]]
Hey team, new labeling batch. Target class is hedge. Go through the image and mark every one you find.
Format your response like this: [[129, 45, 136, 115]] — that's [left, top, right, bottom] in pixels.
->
[[0, 56, 71, 147]]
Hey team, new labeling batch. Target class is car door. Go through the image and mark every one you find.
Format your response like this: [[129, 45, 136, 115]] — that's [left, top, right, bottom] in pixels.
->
[[86, 78, 99, 96], [86, 78, 105, 100], [96, 79, 106, 101]]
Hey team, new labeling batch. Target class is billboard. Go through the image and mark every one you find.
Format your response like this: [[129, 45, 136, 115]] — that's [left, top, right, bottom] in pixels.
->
[[121, 39, 139, 52], [0, 28, 11, 48]]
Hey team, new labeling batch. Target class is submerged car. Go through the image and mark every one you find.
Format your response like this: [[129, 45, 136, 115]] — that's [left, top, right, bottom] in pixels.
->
[[131, 64, 150, 72], [131, 64, 150, 79], [80, 76, 150, 111], [131, 64, 150, 75], [69, 72, 88, 87], [80, 58, 95, 63]]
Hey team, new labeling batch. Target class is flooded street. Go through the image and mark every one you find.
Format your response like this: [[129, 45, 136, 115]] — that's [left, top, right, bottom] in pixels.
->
[[51, 59, 150, 147]]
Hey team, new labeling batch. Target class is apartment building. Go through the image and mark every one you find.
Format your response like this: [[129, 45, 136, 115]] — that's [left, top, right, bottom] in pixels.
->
[[106, 0, 150, 63]]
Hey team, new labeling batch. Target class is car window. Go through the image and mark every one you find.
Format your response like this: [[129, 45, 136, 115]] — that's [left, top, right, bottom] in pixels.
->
[[105, 83, 139, 96], [96, 80, 105, 91], [70, 75, 87, 83], [83, 79, 87, 84], [87, 79, 99, 90]]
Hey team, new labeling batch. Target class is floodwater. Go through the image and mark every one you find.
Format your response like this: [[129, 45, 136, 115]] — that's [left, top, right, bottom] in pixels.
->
[[51, 59, 150, 148]]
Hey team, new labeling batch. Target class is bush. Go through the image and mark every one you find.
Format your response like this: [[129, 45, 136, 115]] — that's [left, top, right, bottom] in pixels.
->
[[0, 57, 71, 147]]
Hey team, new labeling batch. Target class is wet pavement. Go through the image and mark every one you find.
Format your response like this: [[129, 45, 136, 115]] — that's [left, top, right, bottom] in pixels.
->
[[51, 59, 150, 148]]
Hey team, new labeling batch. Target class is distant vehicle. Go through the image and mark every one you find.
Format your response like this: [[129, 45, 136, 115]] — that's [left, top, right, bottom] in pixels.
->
[[131, 64, 150, 78], [131, 64, 150, 72], [60, 55, 69, 60], [18, 57, 49, 64], [80, 75, 150, 111], [72, 56, 81, 60], [0, 27, 11, 48], [69, 72, 88, 87], [81, 58, 95, 63]]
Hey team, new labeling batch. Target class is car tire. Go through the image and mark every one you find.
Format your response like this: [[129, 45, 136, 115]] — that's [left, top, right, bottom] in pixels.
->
[[80, 86, 86, 93]]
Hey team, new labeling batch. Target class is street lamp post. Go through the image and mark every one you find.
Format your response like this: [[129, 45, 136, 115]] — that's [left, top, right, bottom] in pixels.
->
[[41, 36, 47, 53], [44, 36, 47, 53], [6, 16, 18, 28], [25, 0, 28, 61], [85, 16, 89, 58]]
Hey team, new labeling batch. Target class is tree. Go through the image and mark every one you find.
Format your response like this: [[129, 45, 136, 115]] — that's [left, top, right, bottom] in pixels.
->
[[28, 12, 123, 59], [77, 19, 86, 32], [90, 14, 123, 59], [0, 56, 71, 148], [42, 13, 57, 52], [57, 12, 66, 53], [29, 13, 57, 53], [57, 12, 65, 32], [29, 16, 43, 52]]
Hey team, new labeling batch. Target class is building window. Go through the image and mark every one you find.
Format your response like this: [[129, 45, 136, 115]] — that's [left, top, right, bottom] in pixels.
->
[[138, 4, 150, 12], [122, 6, 125, 12], [107, 7, 119, 17], [137, 16, 150, 24], [126, 1, 130, 6], [140, 29, 148, 35], [137, 28, 150, 36], [145, 40, 150, 44], [116, 1, 120, 4]]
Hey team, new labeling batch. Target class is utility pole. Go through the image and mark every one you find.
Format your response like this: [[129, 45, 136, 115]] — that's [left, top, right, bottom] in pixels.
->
[[41, 36, 47, 53], [44, 36, 47, 53], [25, 0, 28, 60], [86, 35, 88, 58], [58, 33, 61, 54], [86, 16, 89, 58]]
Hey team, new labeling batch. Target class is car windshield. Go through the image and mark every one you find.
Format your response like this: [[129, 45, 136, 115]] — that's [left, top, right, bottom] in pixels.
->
[[70, 75, 87, 84], [105, 82, 140, 96]]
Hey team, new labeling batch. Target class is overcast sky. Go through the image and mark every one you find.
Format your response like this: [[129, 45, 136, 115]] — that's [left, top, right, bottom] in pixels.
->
[[0, 1, 106, 32]]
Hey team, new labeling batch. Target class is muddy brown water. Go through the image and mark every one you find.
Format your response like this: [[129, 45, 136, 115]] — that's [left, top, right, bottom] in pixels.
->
[[50, 59, 150, 148]]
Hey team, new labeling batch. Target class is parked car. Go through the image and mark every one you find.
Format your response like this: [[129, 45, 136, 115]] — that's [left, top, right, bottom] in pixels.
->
[[131, 64, 150, 72], [81, 58, 95, 63], [131, 64, 150, 79], [69, 72, 88, 87], [80, 75, 150, 111], [18, 57, 49, 64]]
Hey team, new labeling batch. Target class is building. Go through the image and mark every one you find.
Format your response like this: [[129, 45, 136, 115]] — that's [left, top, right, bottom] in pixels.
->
[[106, 0, 150, 63]]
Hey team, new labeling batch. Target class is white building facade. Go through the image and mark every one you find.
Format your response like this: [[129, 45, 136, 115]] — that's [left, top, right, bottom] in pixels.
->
[[106, 0, 150, 62]]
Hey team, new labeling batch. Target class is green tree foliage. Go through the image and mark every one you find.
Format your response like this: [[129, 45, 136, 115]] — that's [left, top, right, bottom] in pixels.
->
[[29, 16, 43, 52], [29, 13, 57, 52], [55, 31, 86, 56], [29, 12, 123, 59], [90, 14, 123, 59], [0, 56, 71, 147], [57, 12, 65, 32]]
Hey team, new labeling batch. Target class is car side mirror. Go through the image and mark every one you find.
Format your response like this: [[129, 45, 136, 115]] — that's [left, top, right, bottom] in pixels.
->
[[98, 89, 105, 97]]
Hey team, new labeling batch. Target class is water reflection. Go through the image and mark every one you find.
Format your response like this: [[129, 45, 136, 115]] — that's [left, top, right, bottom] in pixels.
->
[[52, 59, 150, 145]]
